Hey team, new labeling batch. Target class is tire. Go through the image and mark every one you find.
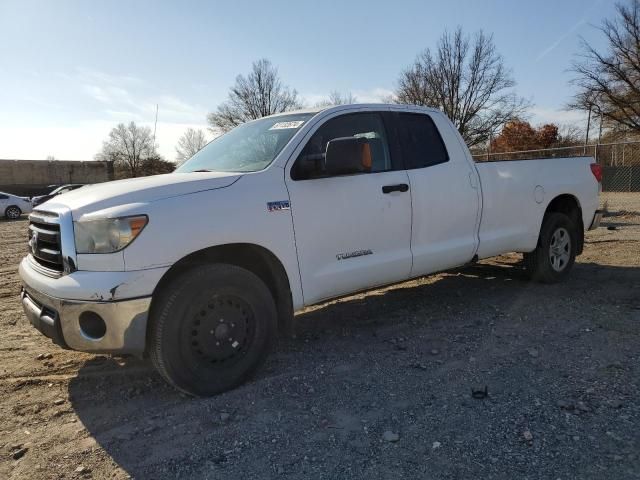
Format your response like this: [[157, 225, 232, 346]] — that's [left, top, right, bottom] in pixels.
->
[[5, 206, 21, 220], [523, 212, 577, 283], [149, 263, 277, 396]]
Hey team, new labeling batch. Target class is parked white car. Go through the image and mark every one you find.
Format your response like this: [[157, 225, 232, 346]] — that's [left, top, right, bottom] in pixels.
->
[[0, 191, 32, 219], [18, 104, 602, 396]]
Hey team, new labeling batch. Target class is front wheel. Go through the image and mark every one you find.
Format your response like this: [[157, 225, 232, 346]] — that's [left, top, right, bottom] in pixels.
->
[[523, 212, 578, 283], [149, 264, 277, 396], [5, 206, 22, 220]]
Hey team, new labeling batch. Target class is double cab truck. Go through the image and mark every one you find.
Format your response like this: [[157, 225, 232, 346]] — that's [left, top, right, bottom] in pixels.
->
[[19, 104, 602, 396]]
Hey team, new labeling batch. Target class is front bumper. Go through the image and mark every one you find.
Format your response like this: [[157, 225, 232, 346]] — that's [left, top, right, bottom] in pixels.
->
[[21, 286, 150, 355], [18, 257, 168, 355]]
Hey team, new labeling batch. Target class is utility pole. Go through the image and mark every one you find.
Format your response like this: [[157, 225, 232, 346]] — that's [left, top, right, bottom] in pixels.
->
[[597, 111, 603, 143], [152, 104, 159, 153], [584, 104, 592, 155]]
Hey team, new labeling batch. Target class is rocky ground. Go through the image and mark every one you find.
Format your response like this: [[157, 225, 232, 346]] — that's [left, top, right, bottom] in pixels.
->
[[1, 196, 639, 479]]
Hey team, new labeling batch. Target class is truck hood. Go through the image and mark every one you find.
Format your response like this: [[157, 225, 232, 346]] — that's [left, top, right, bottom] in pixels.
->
[[37, 172, 241, 215]]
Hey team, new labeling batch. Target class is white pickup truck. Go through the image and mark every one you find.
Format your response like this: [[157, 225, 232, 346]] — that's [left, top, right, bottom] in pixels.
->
[[19, 104, 602, 396]]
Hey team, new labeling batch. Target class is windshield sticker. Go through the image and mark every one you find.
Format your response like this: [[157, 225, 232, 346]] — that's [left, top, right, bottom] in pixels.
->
[[269, 121, 305, 130]]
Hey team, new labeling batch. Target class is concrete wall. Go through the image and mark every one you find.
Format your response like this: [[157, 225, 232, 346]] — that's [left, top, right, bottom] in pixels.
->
[[0, 160, 113, 196]]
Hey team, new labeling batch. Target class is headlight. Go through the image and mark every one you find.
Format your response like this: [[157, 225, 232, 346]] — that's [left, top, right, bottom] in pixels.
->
[[74, 215, 148, 254]]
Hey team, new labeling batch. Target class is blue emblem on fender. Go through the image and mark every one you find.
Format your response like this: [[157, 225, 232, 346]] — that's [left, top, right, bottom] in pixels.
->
[[267, 200, 290, 212]]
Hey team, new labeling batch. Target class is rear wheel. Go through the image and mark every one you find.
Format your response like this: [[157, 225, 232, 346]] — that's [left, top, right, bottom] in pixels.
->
[[5, 206, 21, 220], [523, 212, 577, 283], [149, 264, 277, 396]]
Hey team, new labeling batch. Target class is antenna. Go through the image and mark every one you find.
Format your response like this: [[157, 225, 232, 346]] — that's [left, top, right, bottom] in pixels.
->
[[152, 104, 159, 153]]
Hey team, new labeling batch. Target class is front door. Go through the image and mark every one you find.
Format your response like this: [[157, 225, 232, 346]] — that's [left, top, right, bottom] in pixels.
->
[[285, 112, 413, 305]]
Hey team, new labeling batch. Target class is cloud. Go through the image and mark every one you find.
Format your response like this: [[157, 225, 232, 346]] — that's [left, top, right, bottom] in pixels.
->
[[0, 123, 112, 161], [60, 67, 144, 87], [64, 67, 207, 124], [158, 95, 200, 113], [299, 93, 328, 107], [1, 66, 213, 160], [529, 106, 588, 126], [535, 21, 586, 63], [0, 121, 211, 162], [535, 0, 602, 62], [83, 84, 135, 106], [104, 110, 144, 121], [300, 87, 395, 107], [152, 122, 212, 161], [352, 87, 395, 103], [23, 94, 64, 111]]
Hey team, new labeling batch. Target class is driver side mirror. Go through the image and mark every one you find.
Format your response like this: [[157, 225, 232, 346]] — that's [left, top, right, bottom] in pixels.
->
[[324, 137, 373, 176]]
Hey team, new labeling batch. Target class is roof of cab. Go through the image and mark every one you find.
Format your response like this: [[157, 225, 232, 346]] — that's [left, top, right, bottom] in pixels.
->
[[268, 103, 442, 118]]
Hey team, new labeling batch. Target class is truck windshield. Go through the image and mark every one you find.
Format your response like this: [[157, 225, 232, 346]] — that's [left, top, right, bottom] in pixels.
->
[[176, 113, 315, 173]]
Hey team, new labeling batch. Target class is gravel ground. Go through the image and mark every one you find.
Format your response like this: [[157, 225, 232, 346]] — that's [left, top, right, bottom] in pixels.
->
[[601, 191, 640, 215], [1, 198, 639, 480]]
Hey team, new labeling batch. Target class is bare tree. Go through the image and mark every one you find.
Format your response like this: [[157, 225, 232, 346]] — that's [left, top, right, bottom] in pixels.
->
[[315, 90, 358, 107], [96, 122, 154, 177], [570, 0, 640, 133], [46, 155, 55, 161], [556, 124, 585, 147], [176, 128, 208, 163], [394, 28, 528, 147], [207, 59, 302, 133]]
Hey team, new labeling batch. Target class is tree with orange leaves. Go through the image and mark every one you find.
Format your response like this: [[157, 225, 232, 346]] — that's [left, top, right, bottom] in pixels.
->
[[491, 120, 560, 153]]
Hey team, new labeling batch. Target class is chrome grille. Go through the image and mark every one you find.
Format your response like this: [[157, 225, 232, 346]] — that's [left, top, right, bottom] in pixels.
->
[[28, 215, 64, 273]]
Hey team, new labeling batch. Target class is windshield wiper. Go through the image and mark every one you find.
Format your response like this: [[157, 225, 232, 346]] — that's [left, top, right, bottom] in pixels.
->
[[192, 169, 213, 172]]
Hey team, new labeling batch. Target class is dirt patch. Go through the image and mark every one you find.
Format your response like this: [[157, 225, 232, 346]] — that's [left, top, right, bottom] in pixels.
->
[[1, 214, 639, 479]]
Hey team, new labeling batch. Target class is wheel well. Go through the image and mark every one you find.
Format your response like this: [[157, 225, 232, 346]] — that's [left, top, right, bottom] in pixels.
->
[[544, 194, 584, 254], [151, 243, 294, 338]]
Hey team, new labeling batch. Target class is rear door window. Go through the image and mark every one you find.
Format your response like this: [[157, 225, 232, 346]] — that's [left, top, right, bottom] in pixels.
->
[[394, 113, 449, 169]]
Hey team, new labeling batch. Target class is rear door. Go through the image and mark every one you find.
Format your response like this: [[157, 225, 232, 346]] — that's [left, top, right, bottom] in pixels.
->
[[390, 111, 480, 276], [285, 111, 413, 305]]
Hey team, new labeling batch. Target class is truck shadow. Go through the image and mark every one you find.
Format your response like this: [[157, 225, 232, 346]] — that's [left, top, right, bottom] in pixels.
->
[[67, 260, 640, 478]]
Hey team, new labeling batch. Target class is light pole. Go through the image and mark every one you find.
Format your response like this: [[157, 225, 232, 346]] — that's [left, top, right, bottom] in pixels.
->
[[584, 104, 592, 155]]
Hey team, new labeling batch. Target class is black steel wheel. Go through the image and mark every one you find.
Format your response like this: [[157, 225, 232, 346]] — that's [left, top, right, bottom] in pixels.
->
[[188, 295, 256, 368], [149, 263, 277, 396]]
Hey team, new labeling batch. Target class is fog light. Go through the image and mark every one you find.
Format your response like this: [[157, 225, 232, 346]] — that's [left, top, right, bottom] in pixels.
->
[[79, 311, 106, 339]]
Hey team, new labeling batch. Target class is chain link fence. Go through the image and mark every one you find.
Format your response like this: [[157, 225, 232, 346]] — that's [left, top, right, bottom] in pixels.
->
[[472, 142, 640, 215]]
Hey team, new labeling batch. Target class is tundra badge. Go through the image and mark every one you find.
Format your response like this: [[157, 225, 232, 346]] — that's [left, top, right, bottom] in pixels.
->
[[336, 249, 373, 261], [267, 200, 290, 212]]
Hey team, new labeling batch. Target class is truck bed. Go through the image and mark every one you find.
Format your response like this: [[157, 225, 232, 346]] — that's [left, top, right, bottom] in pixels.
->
[[474, 156, 599, 259]]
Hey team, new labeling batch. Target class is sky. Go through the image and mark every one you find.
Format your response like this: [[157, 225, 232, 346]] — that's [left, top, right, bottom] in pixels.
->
[[0, 0, 617, 161]]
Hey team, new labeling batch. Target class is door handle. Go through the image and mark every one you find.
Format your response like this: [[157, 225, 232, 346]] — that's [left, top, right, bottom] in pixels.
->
[[382, 183, 409, 194]]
